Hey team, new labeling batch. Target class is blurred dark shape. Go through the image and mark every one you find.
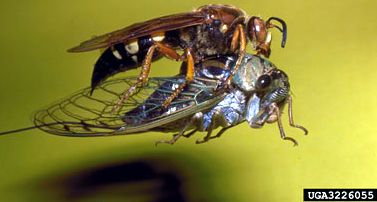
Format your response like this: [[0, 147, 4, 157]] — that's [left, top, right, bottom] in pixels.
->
[[42, 158, 190, 202]]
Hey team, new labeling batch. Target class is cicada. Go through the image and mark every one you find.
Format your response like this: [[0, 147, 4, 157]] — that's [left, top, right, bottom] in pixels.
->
[[0, 53, 307, 145], [68, 4, 288, 111]]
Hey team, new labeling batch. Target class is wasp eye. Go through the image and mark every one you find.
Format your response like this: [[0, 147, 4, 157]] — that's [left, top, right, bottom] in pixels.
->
[[256, 74, 271, 89]]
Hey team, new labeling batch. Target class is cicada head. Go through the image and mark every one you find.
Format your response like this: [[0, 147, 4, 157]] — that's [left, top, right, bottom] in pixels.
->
[[245, 68, 290, 127], [232, 54, 276, 92]]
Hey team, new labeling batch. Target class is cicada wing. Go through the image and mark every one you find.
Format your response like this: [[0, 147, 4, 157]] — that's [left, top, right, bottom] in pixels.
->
[[68, 12, 205, 52], [33, 76, 224, 136], [34, 77, 154, 136]]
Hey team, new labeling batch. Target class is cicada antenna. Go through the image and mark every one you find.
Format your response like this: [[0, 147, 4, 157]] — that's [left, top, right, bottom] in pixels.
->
[[266, 17, 287, 48]]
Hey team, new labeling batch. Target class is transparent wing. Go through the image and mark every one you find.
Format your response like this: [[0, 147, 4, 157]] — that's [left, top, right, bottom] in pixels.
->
[[34, 76, 225, 136]]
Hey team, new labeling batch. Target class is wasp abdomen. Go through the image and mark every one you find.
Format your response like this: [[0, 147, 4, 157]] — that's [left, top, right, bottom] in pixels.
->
[[91, 36, 163, 91]]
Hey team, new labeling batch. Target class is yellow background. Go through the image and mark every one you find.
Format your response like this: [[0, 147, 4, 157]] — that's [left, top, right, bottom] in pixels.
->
[[0, 0, 376, 201]]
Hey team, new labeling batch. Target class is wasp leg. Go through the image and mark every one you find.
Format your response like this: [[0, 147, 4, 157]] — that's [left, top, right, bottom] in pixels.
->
[[221, 24, 246, 88], [270, 103, 298, 146], [111, 44, 156, 113], [287, 96, 308, 135], [163, 48, 195, 108], [111, 42, 182, 113], [230, 25, 240, 51], [196, 110, 231, 144]]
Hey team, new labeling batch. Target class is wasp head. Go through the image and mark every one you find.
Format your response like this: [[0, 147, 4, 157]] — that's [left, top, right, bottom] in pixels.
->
[[246, 17, 287, 58]]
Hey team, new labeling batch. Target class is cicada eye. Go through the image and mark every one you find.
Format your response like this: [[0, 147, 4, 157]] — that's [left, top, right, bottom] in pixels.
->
[[256, 74, 271, 90], [247, 17, 268, 47]]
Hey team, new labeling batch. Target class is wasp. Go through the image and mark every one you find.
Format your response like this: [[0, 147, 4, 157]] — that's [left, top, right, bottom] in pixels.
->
[[0, 53, 306, 145], [68, 4, 287, 112]]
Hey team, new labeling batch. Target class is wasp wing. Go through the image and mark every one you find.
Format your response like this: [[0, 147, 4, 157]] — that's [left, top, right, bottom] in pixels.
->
[[68, 12, 205, 52], [34, 76, 225, 136]]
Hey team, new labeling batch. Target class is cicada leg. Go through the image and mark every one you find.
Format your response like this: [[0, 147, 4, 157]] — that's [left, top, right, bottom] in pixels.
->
[[111, 42, 186, 113], [196, 110, 232, 144], [208, 125, 235, 140], [270, 103, 298, 146], [182, 129, 198, 138], [287, 96, 308, 135], [154, 113, 198, 146], [154, 132, 184, 146]]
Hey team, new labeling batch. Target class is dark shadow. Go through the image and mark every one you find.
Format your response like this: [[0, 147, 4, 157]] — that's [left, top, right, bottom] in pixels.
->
[[40, 156, 195, 202]]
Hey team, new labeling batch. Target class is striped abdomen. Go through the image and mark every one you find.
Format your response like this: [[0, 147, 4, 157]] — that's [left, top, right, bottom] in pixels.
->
[[91, 34, 169, 91]]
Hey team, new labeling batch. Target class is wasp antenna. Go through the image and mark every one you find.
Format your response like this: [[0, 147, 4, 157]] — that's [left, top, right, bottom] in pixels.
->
[[267, 17, 287, 48]]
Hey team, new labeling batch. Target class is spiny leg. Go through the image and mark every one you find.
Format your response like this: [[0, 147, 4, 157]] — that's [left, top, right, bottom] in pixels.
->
[[162, 48, 195, 108], [222, 24, 246, 88], [111, 42, 182, 113], [287, 96, 308, 135], [111, 44, 156, 113], [270, 103, 298, 146]]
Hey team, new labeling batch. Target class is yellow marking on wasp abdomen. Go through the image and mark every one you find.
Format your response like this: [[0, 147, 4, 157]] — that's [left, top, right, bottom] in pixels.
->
[[125, 41, 139, 54], [131, 55, 138, 63], [112, 49, 122, 59], [152, 32, 165, 42]]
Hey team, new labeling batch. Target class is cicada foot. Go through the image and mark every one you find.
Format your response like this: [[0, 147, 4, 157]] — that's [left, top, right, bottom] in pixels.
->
[[195, 137, 210, 144], [182, 129, 197, 138], [155, 116, 197, 146], [209, 126, 233, 140], [270, 102, 299, 147], [155, 133, 182, 146], [282, 136, 298, 147], [195, 126, 233, 144]]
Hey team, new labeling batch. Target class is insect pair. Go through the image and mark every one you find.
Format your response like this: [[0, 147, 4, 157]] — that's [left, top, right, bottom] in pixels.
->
[[0, 53, 307, 145], [0, 5, 307, 145], [68, 4, 287, 112]]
